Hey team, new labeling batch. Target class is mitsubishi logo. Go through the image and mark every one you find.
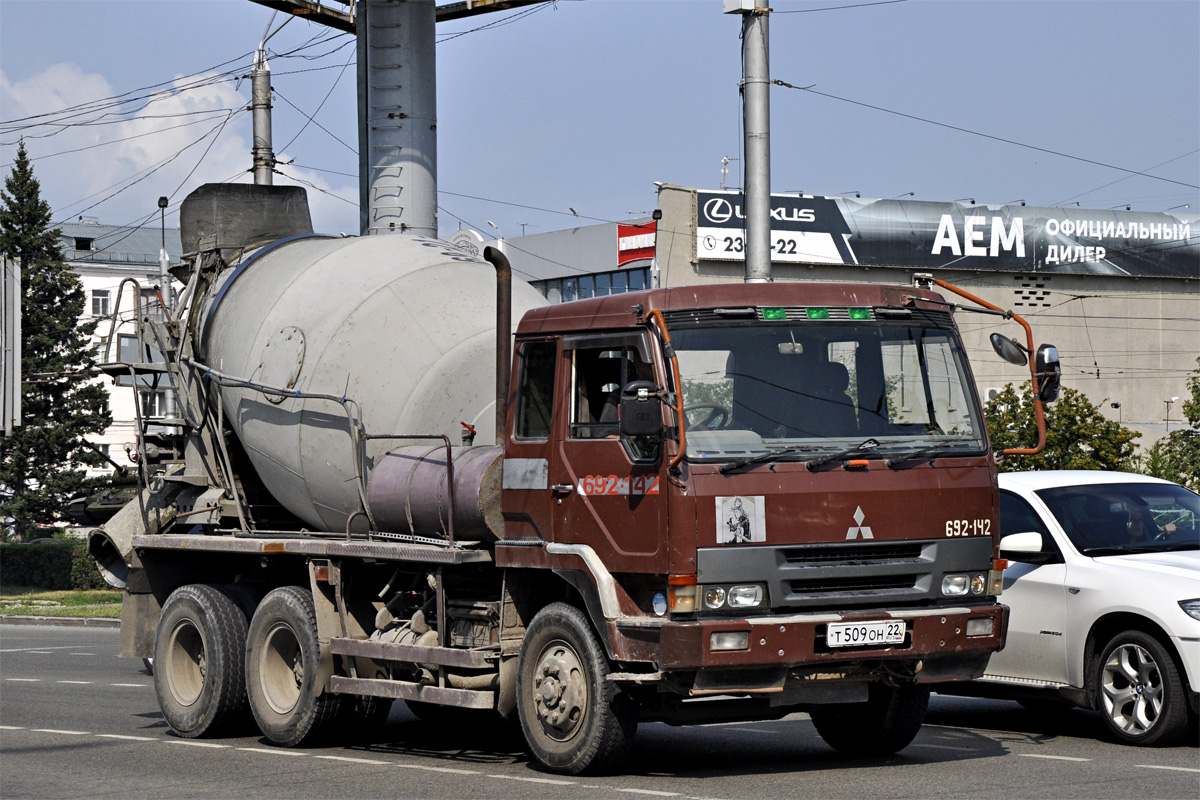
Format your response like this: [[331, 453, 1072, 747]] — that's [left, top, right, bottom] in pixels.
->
[[846, 506, 874, 540]]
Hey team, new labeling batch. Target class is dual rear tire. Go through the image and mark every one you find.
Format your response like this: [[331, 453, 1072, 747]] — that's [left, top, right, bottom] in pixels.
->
[[155, 584, 358, 746]]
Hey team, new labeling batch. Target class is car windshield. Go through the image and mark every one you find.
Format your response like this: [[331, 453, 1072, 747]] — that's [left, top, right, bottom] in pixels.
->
[[1034, 482, 1200, 554], [671, 320, 986, 463]]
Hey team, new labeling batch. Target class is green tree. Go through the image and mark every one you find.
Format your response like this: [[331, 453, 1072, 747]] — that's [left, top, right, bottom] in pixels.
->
[[0, 141, 110, 541], [985, 382, 1140, 472], [1142, 357, 1200, 491]]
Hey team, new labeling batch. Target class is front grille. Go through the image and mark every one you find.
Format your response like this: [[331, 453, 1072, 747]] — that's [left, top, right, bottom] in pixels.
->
[[782, 543, 926, 566], [789, 575, 920, 596]]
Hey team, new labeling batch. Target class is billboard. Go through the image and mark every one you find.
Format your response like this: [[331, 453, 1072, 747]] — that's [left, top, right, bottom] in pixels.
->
[[695, 190, 1199, 278]]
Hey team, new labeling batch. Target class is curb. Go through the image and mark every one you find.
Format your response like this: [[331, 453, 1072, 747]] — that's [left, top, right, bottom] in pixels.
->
[[0, 615, 120, 628]]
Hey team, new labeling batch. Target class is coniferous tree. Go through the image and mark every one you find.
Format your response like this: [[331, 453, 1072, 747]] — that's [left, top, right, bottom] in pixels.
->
[[0, 141, 110, 540]]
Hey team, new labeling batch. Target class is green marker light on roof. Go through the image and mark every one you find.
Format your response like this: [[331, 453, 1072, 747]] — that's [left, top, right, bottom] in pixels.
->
[[761, 307, 787, 320], [805, 307, 830, 320], [848, 307, 871, 320]]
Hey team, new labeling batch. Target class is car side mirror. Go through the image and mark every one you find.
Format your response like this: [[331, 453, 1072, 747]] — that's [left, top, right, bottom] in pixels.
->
[[618, 381, 662, 437], [999, 531, 1057, 564]]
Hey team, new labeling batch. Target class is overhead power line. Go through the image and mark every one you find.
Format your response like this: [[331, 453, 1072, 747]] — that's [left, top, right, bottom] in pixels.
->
[[771, 79, 1200, 190]]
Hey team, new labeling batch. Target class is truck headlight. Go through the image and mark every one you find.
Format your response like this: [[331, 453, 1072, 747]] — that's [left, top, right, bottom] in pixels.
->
[[942, 573, 987, 597], [699, 583, 766, 611], [942, 574, 969, 596]]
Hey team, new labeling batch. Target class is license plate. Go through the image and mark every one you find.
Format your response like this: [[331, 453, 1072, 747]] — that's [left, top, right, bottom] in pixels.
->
[[826, 620, 906, 648]]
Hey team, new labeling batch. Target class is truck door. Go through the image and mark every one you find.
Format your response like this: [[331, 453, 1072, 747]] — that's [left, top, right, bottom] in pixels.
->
[[501, 338, 559, 542], [549, 332, 668, 573]]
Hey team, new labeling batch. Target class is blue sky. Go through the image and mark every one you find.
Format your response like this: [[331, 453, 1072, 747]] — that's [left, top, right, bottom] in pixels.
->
[[2, 0, 1197, 240]]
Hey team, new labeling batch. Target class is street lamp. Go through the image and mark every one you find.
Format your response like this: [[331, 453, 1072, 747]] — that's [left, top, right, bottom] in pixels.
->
[[1165, 396, 1179, 432], [1110, 402, 1121, 425]]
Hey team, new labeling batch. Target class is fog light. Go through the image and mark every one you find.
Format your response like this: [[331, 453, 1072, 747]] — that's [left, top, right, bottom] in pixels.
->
[[966, 617, 994, 637], [710, 631, 749, 651], [942, 574, 969, 596], [703, 587, 727, 610], [727, 584, 764, 608], [970, 574, 986, 595]]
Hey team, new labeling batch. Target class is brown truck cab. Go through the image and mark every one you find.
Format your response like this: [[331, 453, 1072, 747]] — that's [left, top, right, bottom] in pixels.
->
[[499, 281, 1019, 760]]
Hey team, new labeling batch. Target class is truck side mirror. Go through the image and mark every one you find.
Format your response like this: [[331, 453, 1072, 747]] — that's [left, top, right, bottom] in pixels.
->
[[990, 333, 1028, 366], [618, 381, 662, 437], [1035, 344, 1061, 403]]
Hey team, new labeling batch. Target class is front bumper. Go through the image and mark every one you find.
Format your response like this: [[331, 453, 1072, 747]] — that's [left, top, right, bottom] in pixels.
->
[[615, 603, 1007, 687]]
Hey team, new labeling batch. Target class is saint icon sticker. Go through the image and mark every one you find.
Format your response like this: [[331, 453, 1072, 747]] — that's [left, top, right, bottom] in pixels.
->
[[716, 496, 766, 544]]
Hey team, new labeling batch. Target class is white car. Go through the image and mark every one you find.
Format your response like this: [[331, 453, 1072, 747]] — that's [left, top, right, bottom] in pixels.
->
[[940, 470, 1200, 746]]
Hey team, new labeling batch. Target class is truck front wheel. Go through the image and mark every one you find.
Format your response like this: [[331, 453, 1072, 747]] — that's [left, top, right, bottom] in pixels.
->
[[245, 586, 341, 746], [810, 683, 929, 756], [516, 602, 636, 775], [154, 584, 249, 737]]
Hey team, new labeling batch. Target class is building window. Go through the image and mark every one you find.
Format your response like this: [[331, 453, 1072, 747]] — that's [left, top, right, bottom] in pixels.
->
[[531, 267, 654, 304], [141, 390, 166, 418], [74, 237, 94, 251], [92, 289, 110, 317]]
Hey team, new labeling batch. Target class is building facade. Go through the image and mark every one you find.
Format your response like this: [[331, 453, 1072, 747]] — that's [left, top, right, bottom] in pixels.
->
[[61, 217, 182, 475]]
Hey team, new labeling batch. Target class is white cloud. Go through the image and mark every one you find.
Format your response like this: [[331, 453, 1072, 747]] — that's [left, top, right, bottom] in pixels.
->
[[2, 64, 358, 234]]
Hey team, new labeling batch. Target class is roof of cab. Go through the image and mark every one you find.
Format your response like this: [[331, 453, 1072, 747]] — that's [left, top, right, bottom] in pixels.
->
[[515, 281, 947, 336]]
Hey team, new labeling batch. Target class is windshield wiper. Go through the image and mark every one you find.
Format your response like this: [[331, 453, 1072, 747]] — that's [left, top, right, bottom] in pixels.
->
[[717, 437, 882, 475], [1079, 543, 1174, 556], [718, 444, 820, 474], [804, 438, 881, 472], [885, 440, 971, 469]]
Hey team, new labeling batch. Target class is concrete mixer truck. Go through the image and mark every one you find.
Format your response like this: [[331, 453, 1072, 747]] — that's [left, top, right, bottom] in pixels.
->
[[90, 183, 1060, 775]]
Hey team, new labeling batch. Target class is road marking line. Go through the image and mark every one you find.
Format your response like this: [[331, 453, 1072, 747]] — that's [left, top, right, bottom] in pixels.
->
[[4, 678, 41, 682], [1137, 765, 1200, 773], [1018, 754, 1091, 762], [909, 743, 975, 752], [31, 729, 90, 735], [57, 680, 93, 685], [169, 740, 230, 749], [314, 755, 390, 765], [394, 764, 480, 775], [721, 726, 776, 735], [238, 747, 306, 756], [615, 790, 681, 797], [97, 734, 156, 742], [0, 725, 26, 730], [26, 651, 53, 655], [70, 653, 95, 656], [110, 683, 147, 688], [0, 646, 82, 653], [487, 774, 577, 785]]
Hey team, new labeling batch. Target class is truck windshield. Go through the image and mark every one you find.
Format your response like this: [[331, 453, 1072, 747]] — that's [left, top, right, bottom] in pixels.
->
[[671, 321, 986, 463]]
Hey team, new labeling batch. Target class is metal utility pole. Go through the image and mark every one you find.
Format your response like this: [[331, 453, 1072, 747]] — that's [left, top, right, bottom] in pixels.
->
[[357, 0, 438, 237], [726, 0, 772, 283], [252, 14, 288, 185]]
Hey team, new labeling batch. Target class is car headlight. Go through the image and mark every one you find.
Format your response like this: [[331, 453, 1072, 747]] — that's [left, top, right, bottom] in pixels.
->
[[1180, 599, 1200, 621]]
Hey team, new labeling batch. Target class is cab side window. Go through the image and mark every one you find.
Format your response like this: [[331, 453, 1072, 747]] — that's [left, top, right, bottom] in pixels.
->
[[514, 340, 556, 440], [570, 345, 652, 439]]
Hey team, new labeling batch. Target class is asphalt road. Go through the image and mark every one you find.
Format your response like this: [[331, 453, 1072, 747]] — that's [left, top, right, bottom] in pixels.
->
[[2, 623, 1197, 800]]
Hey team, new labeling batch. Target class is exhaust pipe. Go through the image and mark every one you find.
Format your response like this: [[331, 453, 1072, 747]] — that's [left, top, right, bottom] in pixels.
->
[[483, 246, 511, 447]]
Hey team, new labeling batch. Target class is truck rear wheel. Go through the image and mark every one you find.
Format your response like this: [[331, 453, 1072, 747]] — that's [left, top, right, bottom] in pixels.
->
[[154, 584, 250, 738], [516, 602, 636, 775], [810, 683, 929, 756], [246, 586, 341, 747]]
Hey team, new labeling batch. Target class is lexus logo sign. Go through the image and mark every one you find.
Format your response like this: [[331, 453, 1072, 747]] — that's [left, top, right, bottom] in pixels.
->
[[703, 197, 736, 225]]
